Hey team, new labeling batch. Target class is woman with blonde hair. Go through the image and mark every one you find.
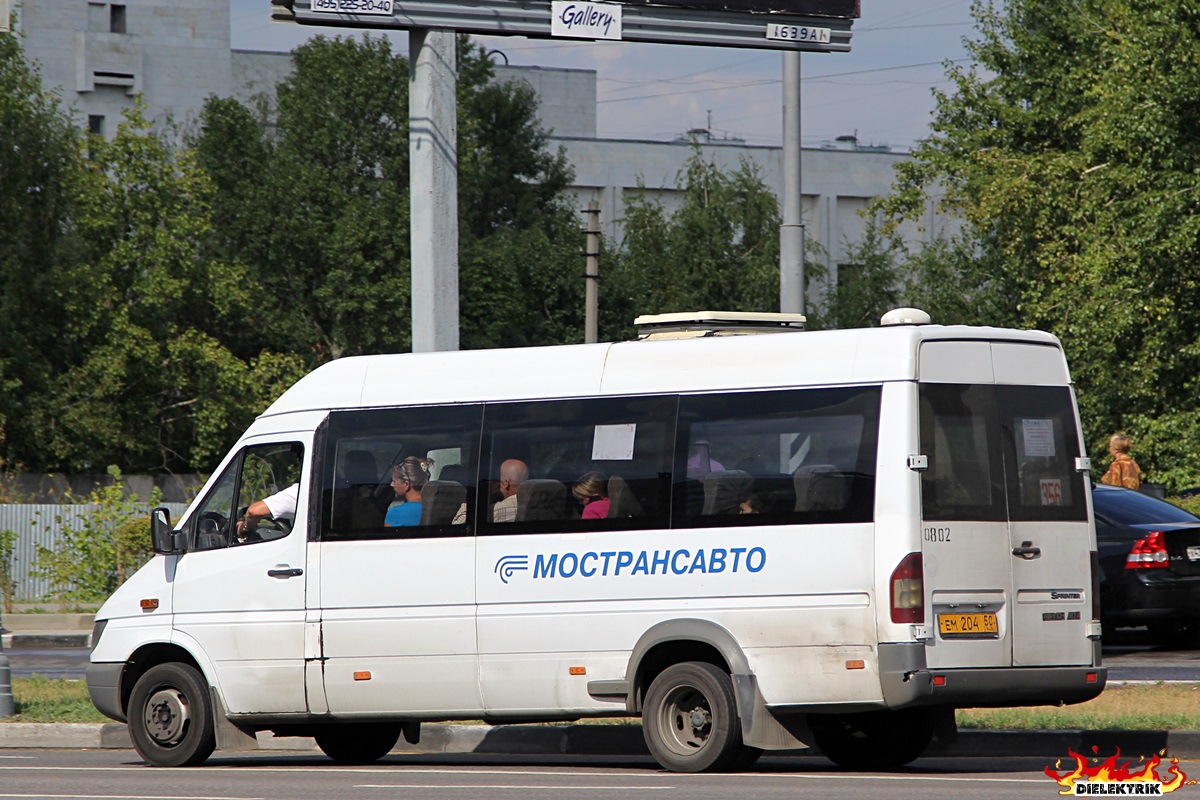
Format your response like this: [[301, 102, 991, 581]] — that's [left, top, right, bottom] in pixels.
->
[[573, 471, 610, 520], [1100, 433, 1142, 490], [385, 456, 433, 526]]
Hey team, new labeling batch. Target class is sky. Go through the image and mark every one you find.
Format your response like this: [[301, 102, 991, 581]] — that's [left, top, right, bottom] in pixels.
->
[[231, 0, 979, 150]]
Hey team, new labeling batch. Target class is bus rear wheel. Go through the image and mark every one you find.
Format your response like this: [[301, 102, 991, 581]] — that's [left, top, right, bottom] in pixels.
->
[[642, 661, 744, 773], [313, 723, 402, 764], [128, 662, 216, 767], [809, 708, 933, 770]]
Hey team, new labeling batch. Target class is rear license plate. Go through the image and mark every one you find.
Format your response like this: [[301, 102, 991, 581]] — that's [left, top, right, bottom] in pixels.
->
[[938, 612, 999, 637], [1188, 545, 1200, 562]]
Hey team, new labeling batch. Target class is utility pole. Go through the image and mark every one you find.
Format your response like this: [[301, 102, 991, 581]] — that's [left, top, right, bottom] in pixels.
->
[[780, 50, 805, 315], [584, 201, 601, 343], [409, 28, 460, 353]]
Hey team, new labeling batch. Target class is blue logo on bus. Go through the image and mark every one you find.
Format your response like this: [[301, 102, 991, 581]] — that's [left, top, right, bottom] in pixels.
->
[[493, 547, 766, 584], [494, 555, 529, 584]]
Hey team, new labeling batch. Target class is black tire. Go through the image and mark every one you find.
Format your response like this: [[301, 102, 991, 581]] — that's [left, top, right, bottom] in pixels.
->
[[313, 723, 402, 764], [128, 662, 216, 767], [729, 744, 764, 771], [642, 661, 744, 773], [809, 708, 933, 770]]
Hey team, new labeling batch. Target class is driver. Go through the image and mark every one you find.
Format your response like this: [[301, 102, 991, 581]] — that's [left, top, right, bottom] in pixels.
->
[[238, 482, 299, 541]]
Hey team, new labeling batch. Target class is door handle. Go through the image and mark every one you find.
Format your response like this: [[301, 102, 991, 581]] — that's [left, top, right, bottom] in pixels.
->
[[1012, 541, 1041, 560], [267, 566, 304, 578]]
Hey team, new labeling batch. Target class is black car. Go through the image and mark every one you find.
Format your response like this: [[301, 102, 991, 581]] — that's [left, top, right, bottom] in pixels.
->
[[1094, 484, 1200, 645]]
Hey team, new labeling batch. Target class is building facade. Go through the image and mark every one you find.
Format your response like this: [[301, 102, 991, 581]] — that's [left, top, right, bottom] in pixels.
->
[[15, 0, 957, 297]]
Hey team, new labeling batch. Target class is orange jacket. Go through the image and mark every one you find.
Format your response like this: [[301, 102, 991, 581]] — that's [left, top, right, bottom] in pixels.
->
[[1101, 453, 1142, 490]]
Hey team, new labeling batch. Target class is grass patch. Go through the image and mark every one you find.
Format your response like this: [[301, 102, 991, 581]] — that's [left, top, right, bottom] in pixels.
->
[[3, 677, 108, 723], [958, 684, 1200, 730]]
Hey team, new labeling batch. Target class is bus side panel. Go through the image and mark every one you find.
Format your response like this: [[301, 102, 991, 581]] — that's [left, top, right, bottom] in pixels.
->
[[475, 524, 878, 715]]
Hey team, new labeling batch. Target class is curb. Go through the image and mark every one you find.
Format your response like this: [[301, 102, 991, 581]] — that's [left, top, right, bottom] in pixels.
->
[[2, 722, 1200, 760]]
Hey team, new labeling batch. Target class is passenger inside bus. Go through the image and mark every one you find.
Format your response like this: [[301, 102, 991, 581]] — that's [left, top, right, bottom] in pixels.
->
[[572, 471, 610, 519], [492, 458, 529, 522], [385, 457, 431, 527]]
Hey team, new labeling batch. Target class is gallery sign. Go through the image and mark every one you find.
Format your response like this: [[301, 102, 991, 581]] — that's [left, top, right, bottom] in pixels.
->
[[551, 1, 623, 40], [274, 0, 858, 51]]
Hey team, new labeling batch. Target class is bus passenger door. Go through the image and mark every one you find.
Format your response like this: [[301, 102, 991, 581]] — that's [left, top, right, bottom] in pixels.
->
[[313, 407, 485, 717]]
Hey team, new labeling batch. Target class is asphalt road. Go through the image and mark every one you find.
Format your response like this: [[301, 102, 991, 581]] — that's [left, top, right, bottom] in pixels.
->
[[5, 648, 90, 680], [0, 749, 1157, 800]]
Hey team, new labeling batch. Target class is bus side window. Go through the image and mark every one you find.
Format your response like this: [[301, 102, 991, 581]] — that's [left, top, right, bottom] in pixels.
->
[[480, 395, 675, 535], [320, 405, 483, 541], [675, 387, 880, 528]]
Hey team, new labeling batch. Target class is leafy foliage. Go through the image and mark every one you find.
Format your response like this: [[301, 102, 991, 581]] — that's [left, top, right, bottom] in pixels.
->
[[815, 218, 902, 330], [603, 149, 821, 340], [32, 466, 159, 603], [0, 31, 79, 472], [880, 0, 1200, 490], [193, 34, 582, 360], [24, 104, 306, 471]]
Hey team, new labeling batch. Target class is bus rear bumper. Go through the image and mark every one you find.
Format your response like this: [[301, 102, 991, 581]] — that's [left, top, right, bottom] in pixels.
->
[[878, 642, 1106, 709]]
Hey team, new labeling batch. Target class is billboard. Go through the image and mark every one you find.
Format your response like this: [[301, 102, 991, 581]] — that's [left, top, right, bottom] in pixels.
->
[[272, 0, 859, 51], [620, 0, 857, 15]]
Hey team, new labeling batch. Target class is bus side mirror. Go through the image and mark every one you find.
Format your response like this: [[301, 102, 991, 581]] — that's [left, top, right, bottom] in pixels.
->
[[150, 506, 185, 555]]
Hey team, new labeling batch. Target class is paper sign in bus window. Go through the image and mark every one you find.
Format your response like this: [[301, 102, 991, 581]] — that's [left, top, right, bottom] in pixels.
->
[[593, 424, 636, 460], [1022, 419, 1056, 458]]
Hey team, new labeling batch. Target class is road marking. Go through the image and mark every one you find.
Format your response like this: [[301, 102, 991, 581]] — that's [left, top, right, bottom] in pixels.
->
[[0, 763, 1127, 785], [355, 785, 672, 790], [0, 795, 262, 800]]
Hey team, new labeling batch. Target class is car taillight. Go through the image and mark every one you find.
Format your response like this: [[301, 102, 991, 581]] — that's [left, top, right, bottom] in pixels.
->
[[1090, 551, 1101, 622], [1126, 531, 1170, 569], [890, 552, 924, 624]]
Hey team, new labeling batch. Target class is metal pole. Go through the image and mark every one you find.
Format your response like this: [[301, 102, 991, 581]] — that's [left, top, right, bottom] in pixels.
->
[[780, 49, 805, 315], [584, 201, 600, 343], [409, 28, 460, 353], [0, 606, 11, 716]]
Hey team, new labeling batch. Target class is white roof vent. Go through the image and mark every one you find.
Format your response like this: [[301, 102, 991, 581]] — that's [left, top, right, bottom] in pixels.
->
[[634, 311, 807, 340], [880, 308, 932, 326]]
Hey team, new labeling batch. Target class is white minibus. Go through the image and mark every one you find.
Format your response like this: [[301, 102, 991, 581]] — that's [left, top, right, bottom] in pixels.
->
[[87, 310, 1105, 771]]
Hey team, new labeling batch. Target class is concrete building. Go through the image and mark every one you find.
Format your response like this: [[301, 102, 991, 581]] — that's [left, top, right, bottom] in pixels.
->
[[13, 0, 957, 294]]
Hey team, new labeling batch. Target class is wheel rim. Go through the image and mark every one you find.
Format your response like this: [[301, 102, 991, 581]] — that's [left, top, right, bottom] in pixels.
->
[[143, 687, 191, 747], [656, 683, 714, 756]]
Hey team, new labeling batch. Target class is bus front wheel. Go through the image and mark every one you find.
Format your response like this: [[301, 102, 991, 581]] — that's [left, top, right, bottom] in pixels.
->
[[128, 662, 216, 767], [642, 661, 744, 773]]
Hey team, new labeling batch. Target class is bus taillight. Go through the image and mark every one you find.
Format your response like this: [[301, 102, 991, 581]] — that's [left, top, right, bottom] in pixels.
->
[[890, 552, 924, 624]]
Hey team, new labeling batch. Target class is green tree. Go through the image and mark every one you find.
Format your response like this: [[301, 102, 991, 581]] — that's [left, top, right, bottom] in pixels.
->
[[603, 149, 798, 340], [898, 234, 1021, 329], [817, 218, 903, 330], [882, 0, 1200, 489], [27, 104, 305, 471], [193, 34, 582, 360], [0, 30, 79, 471]]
